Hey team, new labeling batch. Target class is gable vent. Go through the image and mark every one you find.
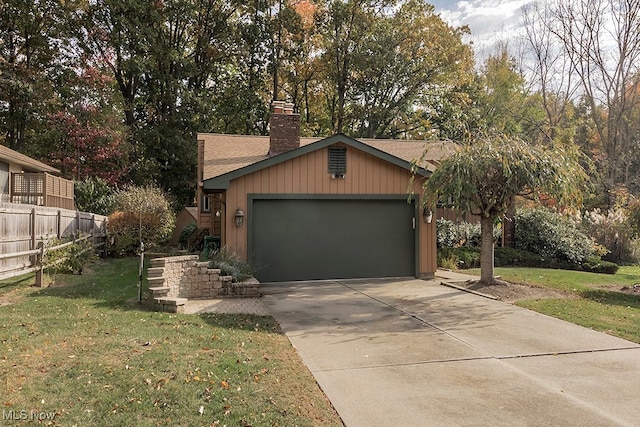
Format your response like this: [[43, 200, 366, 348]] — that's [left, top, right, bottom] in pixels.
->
[[328, 146, 347, 178]]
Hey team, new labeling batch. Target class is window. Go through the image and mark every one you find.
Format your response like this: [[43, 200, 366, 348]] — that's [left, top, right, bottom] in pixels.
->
[[201, 193, 211, 213], [328, 146, 346, 178], [0, 161, 8, 195]]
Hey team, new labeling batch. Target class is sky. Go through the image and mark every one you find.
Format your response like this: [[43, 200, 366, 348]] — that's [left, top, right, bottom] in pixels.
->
[[430, 0, 538, 60]]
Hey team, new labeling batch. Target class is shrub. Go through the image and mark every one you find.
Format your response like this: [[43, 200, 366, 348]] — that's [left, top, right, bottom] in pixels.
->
[[515, 208, 599, 265], [178, 222, 197, 249], [107, 185, 176, 256], [436, 219, 499, 248], [207, 247, 255, 282], [74, 177, 116, 215], [437, 247, 480, 269], [581, 257, 619, 274], [494, 247, 542, 267], [44, 236, 97, 275], [582, 208, 638, 264]]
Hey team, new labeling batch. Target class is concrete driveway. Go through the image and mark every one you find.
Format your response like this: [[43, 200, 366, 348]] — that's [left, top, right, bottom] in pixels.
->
[[260, 277, 640, 427]]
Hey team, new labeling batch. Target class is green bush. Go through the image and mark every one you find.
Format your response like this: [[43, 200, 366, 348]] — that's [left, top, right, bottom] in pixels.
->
[[494, 247, 542, 267], [515, 208, 599, 265], [207, 247, 255, 282], [44, 236, 97, 275], [436, 218, 500, 248], [581, 257, 619, 274], [437, 247, 480, 269], [74, 177, 116, 215], [107, 185, 176, 256], [178, 222, 197, 249]]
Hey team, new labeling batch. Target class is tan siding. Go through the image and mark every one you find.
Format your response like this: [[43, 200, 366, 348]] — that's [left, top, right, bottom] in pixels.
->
[[224, 146, 437, 276]]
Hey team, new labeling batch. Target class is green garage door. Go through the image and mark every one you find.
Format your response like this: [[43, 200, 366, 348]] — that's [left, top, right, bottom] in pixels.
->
[[251, 198, 416, 282]]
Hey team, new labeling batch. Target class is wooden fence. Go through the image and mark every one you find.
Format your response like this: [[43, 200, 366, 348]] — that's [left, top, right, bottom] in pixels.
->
[[0, 203, 107, 284]]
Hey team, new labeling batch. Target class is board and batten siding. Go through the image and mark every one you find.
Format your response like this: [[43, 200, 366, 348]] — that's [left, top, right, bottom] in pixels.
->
[[222, 144, 436, 278]]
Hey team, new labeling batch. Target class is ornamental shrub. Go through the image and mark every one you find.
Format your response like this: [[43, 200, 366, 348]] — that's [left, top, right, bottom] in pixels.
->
[[437, 247, 480, 269], [582, 208, 638, 264], [107, 185, 176, 256], [74, 176, 116, 215], [207, 247, 255, 282], [515, 208, 600, 265]]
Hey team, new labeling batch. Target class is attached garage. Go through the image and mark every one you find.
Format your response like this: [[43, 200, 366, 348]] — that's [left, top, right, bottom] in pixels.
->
[[198, 104, 444, 282], [250, 197, 416, 282]]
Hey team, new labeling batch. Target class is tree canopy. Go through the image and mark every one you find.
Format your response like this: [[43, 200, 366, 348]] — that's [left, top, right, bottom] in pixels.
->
[[423, 135, 589, 283], [0, 0, 639, 212]]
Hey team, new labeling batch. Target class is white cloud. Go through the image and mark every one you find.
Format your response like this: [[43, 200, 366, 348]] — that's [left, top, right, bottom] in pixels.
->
[[433, 0, 540, 59]]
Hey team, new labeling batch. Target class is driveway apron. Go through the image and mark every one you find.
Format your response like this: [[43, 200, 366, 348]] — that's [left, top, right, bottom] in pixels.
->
[[260, 278, 640, 427]]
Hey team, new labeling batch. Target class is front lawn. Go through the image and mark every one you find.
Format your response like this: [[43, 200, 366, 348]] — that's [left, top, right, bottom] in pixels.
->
[[0, 258, 343, 426], [468, 266, 640, 343]]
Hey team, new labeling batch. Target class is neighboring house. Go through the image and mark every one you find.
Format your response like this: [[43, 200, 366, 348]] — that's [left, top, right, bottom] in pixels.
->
[[197, 101, 455, 282], [0, 145, 75, 210]]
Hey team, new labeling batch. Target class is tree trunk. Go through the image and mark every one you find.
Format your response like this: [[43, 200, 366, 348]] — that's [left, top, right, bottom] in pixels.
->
[[480, 215, 496, 284]]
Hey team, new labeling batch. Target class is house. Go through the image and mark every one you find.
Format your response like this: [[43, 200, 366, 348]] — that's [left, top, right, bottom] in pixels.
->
[[197, 101, 455, 282], [0, 145, 75, 210]]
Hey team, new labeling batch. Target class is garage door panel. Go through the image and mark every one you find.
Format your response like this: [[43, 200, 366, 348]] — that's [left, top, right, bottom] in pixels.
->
[[251, 199, 415, 282]]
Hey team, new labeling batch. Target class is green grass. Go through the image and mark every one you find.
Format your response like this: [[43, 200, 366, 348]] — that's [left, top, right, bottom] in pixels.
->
[[467, 266, 640, 343], [469, 266, 640, 292], [0, 259, 342, 426]]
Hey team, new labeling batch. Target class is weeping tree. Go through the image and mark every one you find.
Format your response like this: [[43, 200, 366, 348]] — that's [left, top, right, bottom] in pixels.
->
[[422, 135, 588, 284]]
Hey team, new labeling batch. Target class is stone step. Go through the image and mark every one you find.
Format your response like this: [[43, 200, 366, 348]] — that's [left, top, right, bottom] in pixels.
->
[[154, 297, 188, 314], [150, 258, 167, 268], [148, 286, 170, 297], [147, 267, 164, 278], [156, 297, 188, 305], [147, 277, 165, 287]]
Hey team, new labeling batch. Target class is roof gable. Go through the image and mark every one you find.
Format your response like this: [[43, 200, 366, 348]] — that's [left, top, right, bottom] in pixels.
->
[[0, 145, 59, 173], [202, 134, 431, 190]]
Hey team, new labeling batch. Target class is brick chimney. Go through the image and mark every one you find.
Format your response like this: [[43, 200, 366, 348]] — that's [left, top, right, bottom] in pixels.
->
[[269, 101, 300, 157]]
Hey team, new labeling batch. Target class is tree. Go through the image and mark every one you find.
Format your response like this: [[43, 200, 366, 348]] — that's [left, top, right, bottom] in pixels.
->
[[548, 0, 640, 193], [348, 0, 474, 138], [0, 0, 73, 151], [422, 135, 588, 284], [521, 2, 579, 144]]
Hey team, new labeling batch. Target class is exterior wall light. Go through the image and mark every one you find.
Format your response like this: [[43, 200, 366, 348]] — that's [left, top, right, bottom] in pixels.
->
[[423, 208, 433, 224], [234, 208, 245, 227]]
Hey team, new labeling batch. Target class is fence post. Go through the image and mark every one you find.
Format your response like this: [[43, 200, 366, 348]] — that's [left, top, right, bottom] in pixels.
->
[[30, 207, 37, 267], [35, 241, 44, 287], [103, 219, 109, 259], [92, 214, 96, 247], [57, 209, 62, 239]]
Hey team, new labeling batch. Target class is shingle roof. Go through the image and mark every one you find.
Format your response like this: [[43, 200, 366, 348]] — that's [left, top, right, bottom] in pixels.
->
[[0, 144, 59, 173], [199, 133, 456, 180]]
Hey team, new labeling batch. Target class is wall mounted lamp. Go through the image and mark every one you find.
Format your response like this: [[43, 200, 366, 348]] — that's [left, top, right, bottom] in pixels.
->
[[423, 208, 433, 224], [234, 208, 245, 227]]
